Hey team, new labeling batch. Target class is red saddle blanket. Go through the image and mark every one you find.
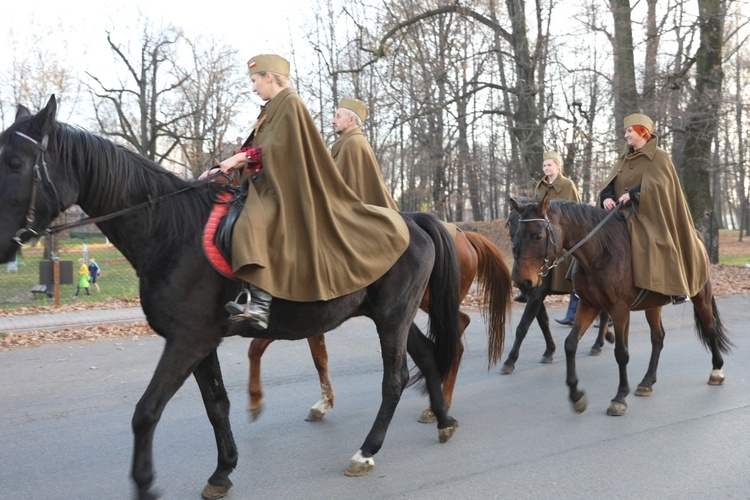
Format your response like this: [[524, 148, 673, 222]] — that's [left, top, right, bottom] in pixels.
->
[[203, 191, 236, 280]]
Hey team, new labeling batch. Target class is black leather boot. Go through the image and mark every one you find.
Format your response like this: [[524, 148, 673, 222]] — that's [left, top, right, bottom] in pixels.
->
[[670, 295, 687, 305], [225, 284, 272, 329]]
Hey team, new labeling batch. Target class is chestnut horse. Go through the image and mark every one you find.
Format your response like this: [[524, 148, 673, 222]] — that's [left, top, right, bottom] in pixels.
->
[[501, 208, 614, 375], [509, 194, 732, 416], [246, 229, 513, 423]]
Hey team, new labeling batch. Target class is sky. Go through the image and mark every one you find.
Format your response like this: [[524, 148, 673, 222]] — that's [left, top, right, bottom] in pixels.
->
[[0, 0, 316, 122]]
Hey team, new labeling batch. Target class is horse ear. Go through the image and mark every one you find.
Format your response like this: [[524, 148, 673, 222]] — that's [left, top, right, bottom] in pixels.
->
[[509, 197, 522, 213], [539, 190, 550, 214], [15, 105, 31, 122], [34, 95, 58, 134]]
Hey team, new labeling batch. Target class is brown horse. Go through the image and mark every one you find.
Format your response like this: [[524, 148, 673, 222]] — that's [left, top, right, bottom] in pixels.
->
[[246, 228, 513, 422], [509, 194, 732, 416]]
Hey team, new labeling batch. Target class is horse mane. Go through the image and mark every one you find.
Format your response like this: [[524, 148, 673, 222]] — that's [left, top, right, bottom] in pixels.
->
[[53, 123, 225, 242], [550, 200, 630, 259]]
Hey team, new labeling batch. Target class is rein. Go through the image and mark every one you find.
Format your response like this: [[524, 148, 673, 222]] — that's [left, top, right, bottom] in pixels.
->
[[12, 130, 231, 244], [519, 201, 623, 277]]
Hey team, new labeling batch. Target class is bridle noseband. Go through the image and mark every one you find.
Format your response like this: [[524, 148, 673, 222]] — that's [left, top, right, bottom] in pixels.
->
[[12, 131, 65, 246]]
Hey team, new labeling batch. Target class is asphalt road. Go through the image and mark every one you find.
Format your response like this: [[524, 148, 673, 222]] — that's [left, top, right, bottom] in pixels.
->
[[1, 297, 748, 499]]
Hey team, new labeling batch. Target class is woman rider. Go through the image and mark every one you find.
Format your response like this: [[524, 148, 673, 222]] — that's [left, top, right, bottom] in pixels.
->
[[213, 54, 409, 329], [600, 113, 707, 304]]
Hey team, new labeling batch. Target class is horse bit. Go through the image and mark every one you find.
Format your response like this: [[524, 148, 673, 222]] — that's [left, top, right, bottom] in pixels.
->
[[11, 131, 64, 247]]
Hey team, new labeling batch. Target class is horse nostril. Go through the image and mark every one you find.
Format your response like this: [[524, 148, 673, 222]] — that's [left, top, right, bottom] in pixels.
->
[[521, 279, 532, 290]]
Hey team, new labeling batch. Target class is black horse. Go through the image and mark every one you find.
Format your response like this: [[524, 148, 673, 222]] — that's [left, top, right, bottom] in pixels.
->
[[509, 194, 732, 416], [501, 206, 613, 374], [0, 96, 462, 499]]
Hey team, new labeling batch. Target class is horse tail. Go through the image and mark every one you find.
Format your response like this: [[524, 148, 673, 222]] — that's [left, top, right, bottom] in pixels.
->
[[408, 213, 461, 379], [464, 231, 513, 368], [693, 294, 734, 354]]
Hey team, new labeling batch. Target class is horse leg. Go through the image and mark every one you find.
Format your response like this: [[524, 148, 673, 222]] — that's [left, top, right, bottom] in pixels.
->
[[407, 323, 459, 441], [502, 292, 545, 374], [589, 311, 613, 356], [193, 350, 238, 500], [247, 338, 274, 420], [305, 334, 335, 421], [634, 308, 665, 396], [563, 301, 598, 413], [132, 339, 221, 499], [418, 311, 467, 424], [536, 302, 556, 364], [345, 321, 412, 477], [607, 312, 631, 416], [692, 288, 732, 385]]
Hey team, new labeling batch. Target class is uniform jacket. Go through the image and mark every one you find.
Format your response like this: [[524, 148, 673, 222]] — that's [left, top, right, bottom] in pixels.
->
[[331, 129, 399, 211], [534, 174, 581, 293], [231, 88, 409, 301], [600, 135, 707, 296]]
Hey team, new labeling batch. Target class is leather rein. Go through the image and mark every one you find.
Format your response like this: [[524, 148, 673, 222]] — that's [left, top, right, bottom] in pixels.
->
[[518, 201, 623, 277], [11, 131, 229, 246]]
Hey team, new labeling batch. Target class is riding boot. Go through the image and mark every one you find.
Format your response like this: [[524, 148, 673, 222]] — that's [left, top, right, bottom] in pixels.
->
[[225, 284, 272, 330], [670, 295, 688, 305]]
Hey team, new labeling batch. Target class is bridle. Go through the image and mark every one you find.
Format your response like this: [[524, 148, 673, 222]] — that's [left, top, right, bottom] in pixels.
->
[[12, 131, 65, 246], [514, 201, 623, 277]]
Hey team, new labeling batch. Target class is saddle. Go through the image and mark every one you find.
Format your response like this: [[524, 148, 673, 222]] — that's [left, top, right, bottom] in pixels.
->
[[203, 187, 247, 280]]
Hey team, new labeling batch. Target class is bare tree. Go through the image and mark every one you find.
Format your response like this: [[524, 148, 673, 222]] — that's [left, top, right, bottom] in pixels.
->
[[86, 22, 190, 164]]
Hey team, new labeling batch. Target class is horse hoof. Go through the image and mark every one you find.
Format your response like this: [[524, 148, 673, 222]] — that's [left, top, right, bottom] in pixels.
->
[[202, 483, 231, 499], [501, 363, 515, 374], [571, 394, 588, 413], [438, 420, 459, 443], [605, 331, 615, 343], [344, 451, 374, 477], [305, 408, 326, 421], [708, 369, 725, 386], [589, 347, 602, 356], [607, 401, 627, 416], [540, 355, 553, 364], [634, 385, 652, 396], [248, 406, 264, 422], [418, 408, 437, 423]]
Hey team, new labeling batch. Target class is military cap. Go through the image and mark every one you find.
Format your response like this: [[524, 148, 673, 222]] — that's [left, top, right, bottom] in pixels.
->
[[623, 113, 655, 133], [339, 97, 368, 122], [247, 54, 290, 77], [543, 151, 563, 165]]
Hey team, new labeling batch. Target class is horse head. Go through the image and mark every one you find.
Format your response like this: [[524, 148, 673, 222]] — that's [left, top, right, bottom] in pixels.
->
[[0, 95, 77, 262], [508, 192, 560, 291]]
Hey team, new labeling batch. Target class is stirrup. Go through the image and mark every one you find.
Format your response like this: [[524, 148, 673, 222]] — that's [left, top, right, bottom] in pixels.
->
[[671, 295, 688, 305], [226, 287, 251, 322]]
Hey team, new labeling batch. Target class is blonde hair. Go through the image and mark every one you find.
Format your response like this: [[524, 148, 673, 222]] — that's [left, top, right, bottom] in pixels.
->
[[257, 71, 290, 88]]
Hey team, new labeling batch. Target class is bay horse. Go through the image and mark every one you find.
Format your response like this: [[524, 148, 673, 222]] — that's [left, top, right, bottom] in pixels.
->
[[246, 229, 512, 423], [501, 208, 614, 374], [0, 96, 462, 499], [509, 194, 732, 416]]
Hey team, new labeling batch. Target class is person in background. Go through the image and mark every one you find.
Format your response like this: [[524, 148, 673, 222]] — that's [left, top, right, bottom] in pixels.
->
[[520, 151, 581, 324], [72, 258, 90, 298], [88, 257, 101, 293], [600, 113, 706, 305], [331, 97, 398, 210]]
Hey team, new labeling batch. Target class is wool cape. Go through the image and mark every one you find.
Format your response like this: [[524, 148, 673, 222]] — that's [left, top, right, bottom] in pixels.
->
[[601, 135, 708, 296], [231, 88, 409, 301], [534, 174, 581, 293], [331, 128, 399, 211]]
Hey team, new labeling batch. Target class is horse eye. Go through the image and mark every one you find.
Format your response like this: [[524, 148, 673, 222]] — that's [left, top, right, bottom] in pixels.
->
[[534, 231, 543, 241]]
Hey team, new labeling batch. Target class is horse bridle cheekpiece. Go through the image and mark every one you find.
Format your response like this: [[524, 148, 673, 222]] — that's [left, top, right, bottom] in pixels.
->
[[13, 131, 64, 246], [516, 215, 558, 277]]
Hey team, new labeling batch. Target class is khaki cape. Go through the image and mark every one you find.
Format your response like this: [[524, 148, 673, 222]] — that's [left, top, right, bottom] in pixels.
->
[[331, 129, 399, 211], [601, 136, 707, 296], [534, 174, 581, 293], [231, 88, 409, 301]]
